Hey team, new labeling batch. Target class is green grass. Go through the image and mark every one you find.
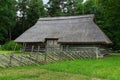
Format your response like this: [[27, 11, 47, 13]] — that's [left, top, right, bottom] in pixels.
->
[[0, 51, 12, 54], [0, 53, 120, 80], [0, 51, 23, 55], [0, 68, 101, 80], [41, 54, 120, 80]]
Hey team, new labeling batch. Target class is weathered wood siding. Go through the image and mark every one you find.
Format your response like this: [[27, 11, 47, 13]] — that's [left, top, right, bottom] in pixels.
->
[[62, 44, 107, 51], [22, 43, 45, 52], [61, 44, 108, 58], [46, 40, 60, 53], [22, 41, 108, 58], [46, 40, 59, 47]]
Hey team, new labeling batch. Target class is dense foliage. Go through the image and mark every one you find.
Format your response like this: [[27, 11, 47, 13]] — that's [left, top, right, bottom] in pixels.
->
[[97, 0, 120, 50], [0, 0, 120, 51], [12, 0, 46, 39], [1, 41, 22, 51], [0, 0, 16, 43], [46, 0, 62, 16]]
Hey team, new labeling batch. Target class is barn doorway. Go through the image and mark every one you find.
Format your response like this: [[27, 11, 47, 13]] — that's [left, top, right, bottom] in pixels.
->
[[45, 39, 60, 52]]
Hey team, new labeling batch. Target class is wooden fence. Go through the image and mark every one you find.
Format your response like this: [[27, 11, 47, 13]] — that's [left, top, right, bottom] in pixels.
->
[[0, 47, 103, 68]]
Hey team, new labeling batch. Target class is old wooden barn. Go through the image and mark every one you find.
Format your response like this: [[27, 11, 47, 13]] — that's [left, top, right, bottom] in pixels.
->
[[15, 14, 112, 58]]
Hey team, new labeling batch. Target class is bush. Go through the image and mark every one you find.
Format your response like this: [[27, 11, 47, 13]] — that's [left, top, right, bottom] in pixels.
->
[[1, 41, 22, 51]]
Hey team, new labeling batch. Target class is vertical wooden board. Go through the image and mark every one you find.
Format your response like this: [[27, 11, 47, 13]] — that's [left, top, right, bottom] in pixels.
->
[[46, 39, 60, 53]]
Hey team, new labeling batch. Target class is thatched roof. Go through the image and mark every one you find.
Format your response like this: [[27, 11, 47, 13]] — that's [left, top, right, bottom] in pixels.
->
[[15, 14, 112, 44]]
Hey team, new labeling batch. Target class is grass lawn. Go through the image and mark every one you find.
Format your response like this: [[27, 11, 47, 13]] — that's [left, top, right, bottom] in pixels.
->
[[0, 68, 103, 80], [0, 53, 120, 80]]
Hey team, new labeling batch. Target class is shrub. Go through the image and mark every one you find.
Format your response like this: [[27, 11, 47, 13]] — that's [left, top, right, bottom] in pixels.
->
[[1, 41, 22, 51]]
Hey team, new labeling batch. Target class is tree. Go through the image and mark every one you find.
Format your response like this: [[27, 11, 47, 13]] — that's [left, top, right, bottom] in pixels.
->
[[76, 0, 84, 15], [46, 0, 82, 16], [11, 0, 29, 40], [26, 0, 46, 28], [46, 0, 63, 17], [65, 0, 78, 16], [76, 0, 97, 15], [0, 0, 16, 43], [17, 0, 29, 32], [97, 0, 120, 50], [12, 0, 46, 39]]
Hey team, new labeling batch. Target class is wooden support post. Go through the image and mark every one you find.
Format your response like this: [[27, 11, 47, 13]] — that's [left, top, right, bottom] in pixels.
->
[[96, 47, 99, 59], [21, 43, 24, 54], [24, 43, 26, 52], [67, 45, 69, 51], [30, 45, 34, 57], [37, 46, 40, 52], [36, 46, 40, 60], [22, 43, 26, 53], [31, 45, 34, 52], [22, 43, 25, 52]]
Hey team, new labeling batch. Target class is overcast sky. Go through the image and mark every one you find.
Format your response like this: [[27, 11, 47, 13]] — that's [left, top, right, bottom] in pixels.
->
[[43, 0, 49, 4], [42, 0, 86, 4]]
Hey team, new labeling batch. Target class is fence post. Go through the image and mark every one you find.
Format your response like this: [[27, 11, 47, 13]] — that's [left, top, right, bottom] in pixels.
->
[[44, 52, 47, 64], [59, 46, 62, 61], [9, 54, 13, 66]]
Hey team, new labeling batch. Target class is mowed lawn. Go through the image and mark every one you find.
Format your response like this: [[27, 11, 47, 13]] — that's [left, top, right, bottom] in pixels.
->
[[0, 53, 120, 80]]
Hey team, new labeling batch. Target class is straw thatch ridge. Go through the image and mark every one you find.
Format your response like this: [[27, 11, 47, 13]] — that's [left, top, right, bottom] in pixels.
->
[[15, 14, 112, 44]]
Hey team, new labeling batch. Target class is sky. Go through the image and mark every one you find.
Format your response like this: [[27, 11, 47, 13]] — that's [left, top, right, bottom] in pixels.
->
[[43, 0, 49, 4], [42, 0, 87, 4]]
